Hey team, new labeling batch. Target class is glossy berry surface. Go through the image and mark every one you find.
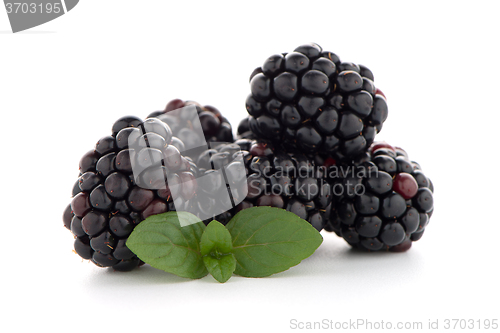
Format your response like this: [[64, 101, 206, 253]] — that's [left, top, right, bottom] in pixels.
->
[[63, 115, 204, 271], [147, 99, 234, 157], [236, 117, 256, 140], [246, 43, 388, 159], [207, 139, 333, 231], [325, 142, 434, 252]]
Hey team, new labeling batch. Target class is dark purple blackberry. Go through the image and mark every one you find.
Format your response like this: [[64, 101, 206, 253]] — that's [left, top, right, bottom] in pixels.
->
[[198, 139, 333, 231], [182, 143, 249, 225], [246, 43, 387, 159], [147, 99, 234, 157], [325, 142, 434, 252], [63, 116, 200, 271]]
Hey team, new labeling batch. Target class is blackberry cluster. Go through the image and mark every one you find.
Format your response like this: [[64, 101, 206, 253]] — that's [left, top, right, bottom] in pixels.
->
[[63, 43, 436, 264], [148, 99, 234, 157], [62, 116, 199, 271], [195, 139, 333, 231], [325, 142, 434, 251], [246, 43, 388, 160]]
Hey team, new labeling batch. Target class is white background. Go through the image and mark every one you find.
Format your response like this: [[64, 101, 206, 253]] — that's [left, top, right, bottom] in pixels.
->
[[1, 1, 499, 332]]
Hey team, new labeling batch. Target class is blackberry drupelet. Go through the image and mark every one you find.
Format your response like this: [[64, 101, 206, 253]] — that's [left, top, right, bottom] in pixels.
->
[[246, 43, 388, 159], [325, 142, 434, 252], [196, 139, 334, 231], [147, 99, 234, 157], [236, 117, 256, 140], [63, 115, 199, 271]]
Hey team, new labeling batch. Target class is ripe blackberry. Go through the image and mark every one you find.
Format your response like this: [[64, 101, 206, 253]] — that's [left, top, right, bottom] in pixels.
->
[[147, 99, 234, 156], [197, 139, 334, 231], [246, 43, 388, 159], [325, 142, 434, 252], [183, 142, 250, 225], [63, 116, 199, 271]]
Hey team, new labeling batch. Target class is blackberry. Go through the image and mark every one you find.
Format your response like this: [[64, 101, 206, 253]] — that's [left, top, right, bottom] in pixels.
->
[[246, 43, 388, 159], [184, 143, 250, 225], [63, 116, 199, 271], [325, 142, 434, 252], [197, 139, 333, 231], [147, 99, 234, 157]]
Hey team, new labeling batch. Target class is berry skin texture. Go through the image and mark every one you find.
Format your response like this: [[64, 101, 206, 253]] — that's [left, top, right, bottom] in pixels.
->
[[193, 139, 331, 230], [325, 142, 434, 252], [71, 192, 91, 217], [246, 43, 388, 159], [392, 173, 418, 199], [63, 115, 202, 271], [147, 99, 234, 157], [211, 139, 332, 231]]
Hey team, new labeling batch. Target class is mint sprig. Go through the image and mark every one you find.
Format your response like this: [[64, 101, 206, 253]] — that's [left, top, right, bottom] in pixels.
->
[[126, 207, 323, 282], [126, 211, 208, 279], [227, 206, 323, 277], [200, 220, 236, 283]]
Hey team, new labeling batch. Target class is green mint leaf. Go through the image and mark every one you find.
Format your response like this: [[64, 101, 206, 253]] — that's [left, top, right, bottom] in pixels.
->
[[225, 206, 323, 278], [200, 220, 236, 283], [126, 211, 208, 279]]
